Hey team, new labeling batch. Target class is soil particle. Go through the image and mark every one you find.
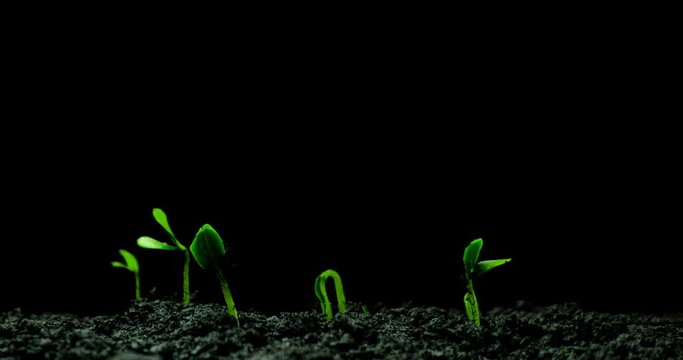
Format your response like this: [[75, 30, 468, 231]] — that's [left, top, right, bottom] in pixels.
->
[[1, 300, 681, 359]]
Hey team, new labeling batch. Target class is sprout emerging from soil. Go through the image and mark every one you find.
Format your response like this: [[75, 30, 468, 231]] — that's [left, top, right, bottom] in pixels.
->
[[190, 224, 240, 326], [137, 208, 192, 304], [463, 238, 511, 326], [111, 249, 141, 300], [314, 269, 347, 320]]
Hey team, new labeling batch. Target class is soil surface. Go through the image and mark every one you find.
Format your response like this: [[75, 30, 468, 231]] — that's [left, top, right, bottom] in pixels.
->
[[1, 300, 681, 359]]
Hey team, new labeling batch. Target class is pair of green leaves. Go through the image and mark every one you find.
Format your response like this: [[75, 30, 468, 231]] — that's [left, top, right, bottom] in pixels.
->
[[137, 208, 192, 304], [134, 207, 236, 323], [137, 208, 186, 251], [463, 238, 511, 326], [463, 238, 511, 281], [112, 249, 141, 300], [111, 249, 139, 273], [136, 208, 227, 270]]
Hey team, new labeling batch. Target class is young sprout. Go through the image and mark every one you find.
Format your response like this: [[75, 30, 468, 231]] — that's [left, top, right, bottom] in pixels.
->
[[361, 304, 371, 316], [314, 269, 347, 320], [111, 249, 141, 300], [190, 224, 239, 326], [136, 208, 192, 304], [463, 238, 511, 326]]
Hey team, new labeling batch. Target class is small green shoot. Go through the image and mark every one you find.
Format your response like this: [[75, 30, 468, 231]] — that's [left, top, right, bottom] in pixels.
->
[[111, 249, 141, 300], [190, 224, 239, 326], [361, 304, 371, 316], [137, 208, 192, 304], [463, 238, 510, 326], [314, 269, 347, 320]]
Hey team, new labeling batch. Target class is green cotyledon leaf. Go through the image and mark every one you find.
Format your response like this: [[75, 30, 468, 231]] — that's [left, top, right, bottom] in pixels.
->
[[119, 249, 139, 273], [463, 238, 483, 278], [474, 258, 511, 277], [190, 224, 226, 270], [152, 208, 175, 237], [137, 236, 178, 251]]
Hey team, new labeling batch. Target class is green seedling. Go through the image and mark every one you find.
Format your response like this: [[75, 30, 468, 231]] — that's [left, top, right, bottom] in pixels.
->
[[361, 304, 371, 316], [111, 249, 141, 300], [463, 238, 511, 326], [137, 208, 192, 304], [314, 269, 347, 320], [190, 224, 239, 326]]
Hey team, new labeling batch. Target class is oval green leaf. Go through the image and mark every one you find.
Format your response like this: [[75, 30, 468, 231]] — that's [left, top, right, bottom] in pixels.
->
[[463, 238, 483, 277], [137, 236, 178, 251], [474, 258, 511, 277], [111, 261, 127, 269], [153, 208, 176, 237], [119, 249, 139, 273], [190, 224, 226, 270]]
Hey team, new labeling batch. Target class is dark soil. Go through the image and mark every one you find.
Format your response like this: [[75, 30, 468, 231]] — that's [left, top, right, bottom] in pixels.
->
[[1, 300, 681, 359]]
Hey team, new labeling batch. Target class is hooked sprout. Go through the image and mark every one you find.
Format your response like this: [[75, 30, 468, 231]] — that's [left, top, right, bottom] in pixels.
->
[[137, 208, 192, 304], [314, 269, 347, 320], [111, 249, 141, 300], [463, 238, 511, 326], [190, 224, 239, 326]]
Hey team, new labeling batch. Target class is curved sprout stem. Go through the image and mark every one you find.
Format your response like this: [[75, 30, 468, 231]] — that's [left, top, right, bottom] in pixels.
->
[[315, 270, 347, 320]]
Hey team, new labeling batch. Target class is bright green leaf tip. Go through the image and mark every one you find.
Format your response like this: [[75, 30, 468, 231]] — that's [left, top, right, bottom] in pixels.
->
[[111, 261, 127, 269], [463, 238, 483, 279], [475, 258, 512, 277], [152, 208, 175, 237], [119, 249, 139, 273], [112, 250, 138, 273], [137, 236, 178, 251]]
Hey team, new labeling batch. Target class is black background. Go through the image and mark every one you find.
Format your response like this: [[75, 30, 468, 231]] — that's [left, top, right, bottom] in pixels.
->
[[1, 20, 679, 316], [2, 129, 680, 316]]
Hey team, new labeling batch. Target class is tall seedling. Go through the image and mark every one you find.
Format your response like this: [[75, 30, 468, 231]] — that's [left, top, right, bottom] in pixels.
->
[[463, 238, 511, 326], [137, 208, 191, 304], [190, 224, 239, 326]]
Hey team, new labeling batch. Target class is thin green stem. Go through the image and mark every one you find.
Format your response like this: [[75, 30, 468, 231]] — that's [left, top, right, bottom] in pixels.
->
[[183, 250, 190, 304], [465, 279, 480, 326], [317, 279, 333, 320], [216, 269, 239, 326], [135, 271, 141, 300], [330, 273, 347, 314]]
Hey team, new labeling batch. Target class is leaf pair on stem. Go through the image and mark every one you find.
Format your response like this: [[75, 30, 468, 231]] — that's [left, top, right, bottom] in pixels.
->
[[137, 209, 239, 325], [111, 250, 140, 300], [137, 209, 191, 304], [463, 238, 511, 326]]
